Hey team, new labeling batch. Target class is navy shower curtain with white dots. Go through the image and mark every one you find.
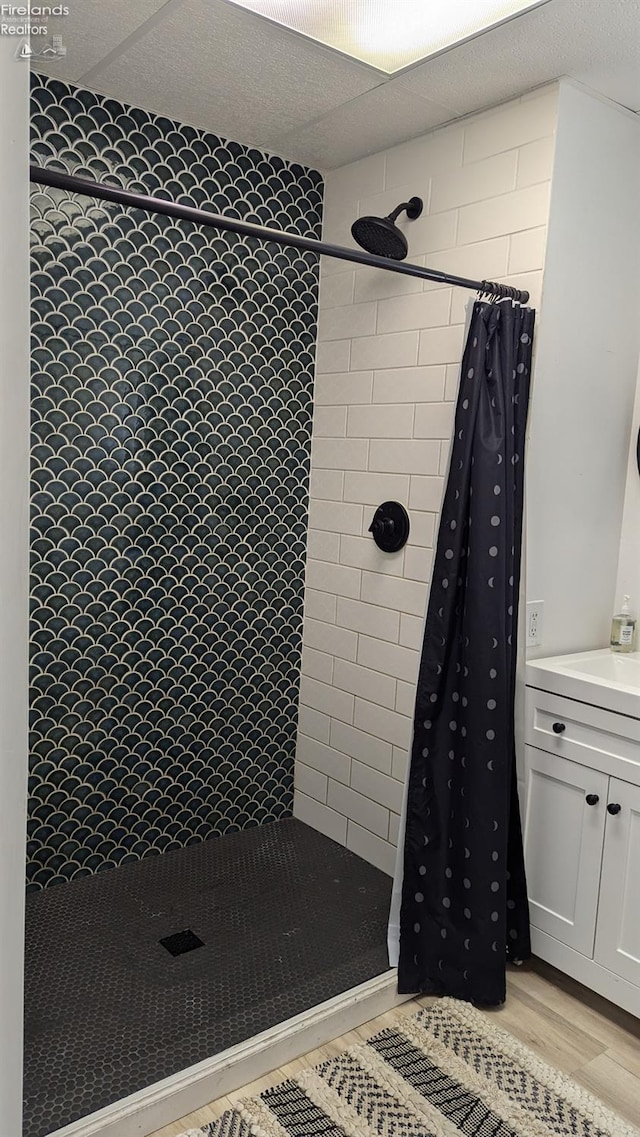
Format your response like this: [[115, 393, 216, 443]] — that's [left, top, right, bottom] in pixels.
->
[[398, 300, 534, 1006]]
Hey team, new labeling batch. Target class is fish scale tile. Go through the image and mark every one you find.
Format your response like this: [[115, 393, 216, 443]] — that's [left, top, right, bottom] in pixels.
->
[[28, 73, 323, 890]]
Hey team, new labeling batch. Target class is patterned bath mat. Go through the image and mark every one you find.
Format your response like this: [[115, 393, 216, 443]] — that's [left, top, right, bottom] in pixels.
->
[[180, 997, 638, 1137]]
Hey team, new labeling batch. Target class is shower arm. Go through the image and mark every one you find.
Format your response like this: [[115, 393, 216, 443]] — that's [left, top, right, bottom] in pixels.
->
[[385, 197, 423, 223], [29, 165, 529, 304]]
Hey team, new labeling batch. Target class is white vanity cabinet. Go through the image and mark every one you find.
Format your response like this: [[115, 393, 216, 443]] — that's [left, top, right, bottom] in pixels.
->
[[594, 777, 640, 987], [525, 650, 640, 1017], [523, 746, 608, 957]]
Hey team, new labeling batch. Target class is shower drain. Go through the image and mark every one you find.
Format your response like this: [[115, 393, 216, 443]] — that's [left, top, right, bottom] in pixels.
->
[[159, 929, 205, 957]]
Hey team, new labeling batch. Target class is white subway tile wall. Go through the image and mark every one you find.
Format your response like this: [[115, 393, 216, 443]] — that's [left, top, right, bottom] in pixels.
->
[[306, 528, 341, 562], [338, 534, 405, 576], [296, 86, 558, 869]]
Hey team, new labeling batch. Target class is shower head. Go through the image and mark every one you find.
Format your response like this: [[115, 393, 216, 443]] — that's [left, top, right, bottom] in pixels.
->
[[351, 196, 423, 260]]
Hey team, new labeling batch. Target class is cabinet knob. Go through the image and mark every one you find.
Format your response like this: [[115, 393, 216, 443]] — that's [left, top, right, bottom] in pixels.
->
[[552, 721, 566, 734], [607, 802, 621, 815], [585, 794, 599, 806]]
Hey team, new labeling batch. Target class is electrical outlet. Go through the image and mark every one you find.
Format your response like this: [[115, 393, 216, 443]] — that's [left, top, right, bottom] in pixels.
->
[[526, 601, 543, 647]]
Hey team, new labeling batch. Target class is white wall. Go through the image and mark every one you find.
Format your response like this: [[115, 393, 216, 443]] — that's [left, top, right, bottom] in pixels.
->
[[526, 82, 640, 658], [615, 357, 640, 606], [0, 43, 30, 1137], [295, 87, 559, 873]]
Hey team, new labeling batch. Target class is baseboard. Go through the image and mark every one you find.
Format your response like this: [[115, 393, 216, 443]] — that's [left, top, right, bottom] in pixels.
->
[[531, 928, 640, 1018], [48, 969, 407, 1137]]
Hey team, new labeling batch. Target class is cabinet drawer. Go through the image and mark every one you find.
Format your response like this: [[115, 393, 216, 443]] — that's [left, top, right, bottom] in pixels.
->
[[526, 688, 640, 781]]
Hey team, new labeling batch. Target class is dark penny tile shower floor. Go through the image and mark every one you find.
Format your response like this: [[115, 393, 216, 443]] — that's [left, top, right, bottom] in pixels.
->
[[23, 818, 392, 1137]]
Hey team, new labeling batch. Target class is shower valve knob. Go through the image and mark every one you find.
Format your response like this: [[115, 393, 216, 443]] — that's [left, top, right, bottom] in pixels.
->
[[370, 517, 393, 539], [368, 501, 410, 553]]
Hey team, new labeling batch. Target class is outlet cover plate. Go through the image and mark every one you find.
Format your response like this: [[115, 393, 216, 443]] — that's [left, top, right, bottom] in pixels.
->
[[526, 600, 543, 647]]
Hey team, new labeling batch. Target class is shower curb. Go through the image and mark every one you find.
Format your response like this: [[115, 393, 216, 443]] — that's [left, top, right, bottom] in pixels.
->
[[48, 970, 408, 1137]]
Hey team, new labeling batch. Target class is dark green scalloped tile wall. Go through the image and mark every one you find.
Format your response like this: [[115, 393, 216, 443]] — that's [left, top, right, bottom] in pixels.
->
[[28, 73, 323, 890]]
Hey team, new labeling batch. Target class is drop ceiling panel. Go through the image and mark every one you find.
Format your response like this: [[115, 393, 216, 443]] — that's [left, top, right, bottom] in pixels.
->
[[30, 0, 640, 171], [29, 0, 170, 82], [272, 81, 457, 170], [398, 0, 640, 114], [83, 0, 385, 153]]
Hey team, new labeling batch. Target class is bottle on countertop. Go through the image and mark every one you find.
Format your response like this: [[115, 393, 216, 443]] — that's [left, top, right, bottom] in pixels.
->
[[610, 595, 636, 653]]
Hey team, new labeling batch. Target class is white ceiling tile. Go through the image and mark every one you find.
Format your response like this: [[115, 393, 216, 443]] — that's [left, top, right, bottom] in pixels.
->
[[272, 82, 458, 170], [82, 0, 384, 157], [29, 0, 170, 83], [30, 0, 640, 172], [398, 0, 640, 115]]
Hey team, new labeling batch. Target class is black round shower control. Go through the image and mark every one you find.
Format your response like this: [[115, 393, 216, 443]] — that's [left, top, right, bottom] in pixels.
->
[[368, 501, 410, 552]]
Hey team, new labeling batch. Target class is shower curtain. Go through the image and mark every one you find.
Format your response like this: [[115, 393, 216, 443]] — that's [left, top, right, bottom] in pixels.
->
[[394, 299, 534, 1006]]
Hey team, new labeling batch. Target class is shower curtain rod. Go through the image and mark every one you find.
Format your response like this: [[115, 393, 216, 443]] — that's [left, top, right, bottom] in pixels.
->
[[30, 165, 529, 304]]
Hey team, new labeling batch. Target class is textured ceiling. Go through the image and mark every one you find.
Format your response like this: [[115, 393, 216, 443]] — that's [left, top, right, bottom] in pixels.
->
[[32, 0, 640, 169]]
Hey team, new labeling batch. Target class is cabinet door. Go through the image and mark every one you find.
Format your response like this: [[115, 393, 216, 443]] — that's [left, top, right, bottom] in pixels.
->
[[594, 778, 640, 985], [524, 746, 608, 956]]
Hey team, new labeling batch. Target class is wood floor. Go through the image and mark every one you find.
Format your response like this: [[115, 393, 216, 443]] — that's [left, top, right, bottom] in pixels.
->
[[151, 959, 640, 1137]]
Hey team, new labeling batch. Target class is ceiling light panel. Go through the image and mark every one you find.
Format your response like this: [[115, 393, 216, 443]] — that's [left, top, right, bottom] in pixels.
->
[[223, 0, 549, 75]]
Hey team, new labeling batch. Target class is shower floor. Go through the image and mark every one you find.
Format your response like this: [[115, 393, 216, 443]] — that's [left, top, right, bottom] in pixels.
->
[[23, 817, 392, 1137]]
